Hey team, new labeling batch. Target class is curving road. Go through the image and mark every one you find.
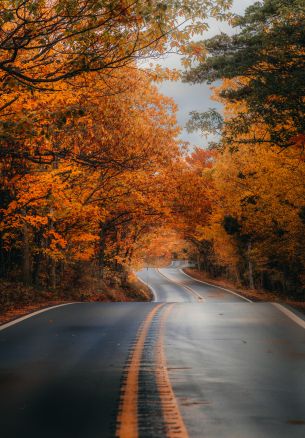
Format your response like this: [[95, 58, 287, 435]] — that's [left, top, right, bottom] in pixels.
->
[[137, 267, 248, 302], [1, 265, 305, 437]]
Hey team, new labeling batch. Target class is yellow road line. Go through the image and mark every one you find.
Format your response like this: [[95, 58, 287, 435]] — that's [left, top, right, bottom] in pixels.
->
[[116, 303, 164, 438], [156, 268, 203, 302], [156, 304, 189, 438]]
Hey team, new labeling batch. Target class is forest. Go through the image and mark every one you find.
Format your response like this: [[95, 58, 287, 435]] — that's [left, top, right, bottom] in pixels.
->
[[184, 0, 305, 299], [0, 0, 304, 314]]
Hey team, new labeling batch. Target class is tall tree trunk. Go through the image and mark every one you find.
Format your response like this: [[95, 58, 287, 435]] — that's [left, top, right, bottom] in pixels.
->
[[58, 261, 65, 285], [196, 253, 200, 270], [98, 223, 107, 280], [234, 267, 241, 286], [50, 260, 56, 289], [32, 229, 43, 287], [32, 253, 42, 288], [47, 257, 57, 289], [248, 241, 254, 289], [0, 235, 6, 278], [47, 208, 57, 289], [22, 219, 31, 286]]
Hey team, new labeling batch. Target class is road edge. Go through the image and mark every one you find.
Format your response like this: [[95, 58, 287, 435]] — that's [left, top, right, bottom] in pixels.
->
[[179, 269, 253, 303], [136, 274, 158, 302], [0, 303, 76, 331], [272, 303, 305, 330]]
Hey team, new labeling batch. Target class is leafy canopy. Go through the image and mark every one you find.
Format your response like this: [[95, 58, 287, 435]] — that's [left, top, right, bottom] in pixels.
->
[[184, 0, 305, 148]]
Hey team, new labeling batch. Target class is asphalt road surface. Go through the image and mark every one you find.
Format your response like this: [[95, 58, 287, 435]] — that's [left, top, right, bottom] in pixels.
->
[[1, 265, 305, 437]]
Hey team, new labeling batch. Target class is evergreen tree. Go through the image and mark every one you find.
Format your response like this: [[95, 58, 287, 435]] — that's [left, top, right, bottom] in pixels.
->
[[184, 0, 305, 148]]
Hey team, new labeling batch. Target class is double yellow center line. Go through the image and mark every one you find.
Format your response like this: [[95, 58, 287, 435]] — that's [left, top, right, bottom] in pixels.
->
[[116, 303, 189, 438], [156, 268, 203, 302]]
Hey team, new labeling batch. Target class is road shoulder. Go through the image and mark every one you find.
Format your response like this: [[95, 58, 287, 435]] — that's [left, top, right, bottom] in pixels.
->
[[182, 268, 305, 315]]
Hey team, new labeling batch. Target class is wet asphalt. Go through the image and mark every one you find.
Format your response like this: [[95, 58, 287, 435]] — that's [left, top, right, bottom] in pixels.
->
[[0, 303, 154, 438], [1, 267, 305, 437]]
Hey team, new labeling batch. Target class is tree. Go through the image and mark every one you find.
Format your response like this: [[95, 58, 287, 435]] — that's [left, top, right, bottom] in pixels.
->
[[0, 0, 237, 298], [184, 74, 305, 295], [0, 65, 184, 288], [212, 130, 305, 294], [0, 0, 230, 89], [183, 0, 305, 149]]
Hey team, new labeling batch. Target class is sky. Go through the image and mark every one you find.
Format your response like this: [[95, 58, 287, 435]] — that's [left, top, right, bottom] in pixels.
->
[[148, 0, 256, 149]]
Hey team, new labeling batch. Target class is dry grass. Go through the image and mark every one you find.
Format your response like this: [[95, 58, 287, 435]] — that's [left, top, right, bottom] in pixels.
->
[[0, 273, 153, 326], [0, 301, 69, 326], [183, 268, 304, 306]]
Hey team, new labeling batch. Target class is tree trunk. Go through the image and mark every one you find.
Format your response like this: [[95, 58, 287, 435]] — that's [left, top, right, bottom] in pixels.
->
[[22, 219, 31, 286], [48, 258, 56, 289], [234, 267, 241, 286], [51, 260, 56, 289], [32, 229, 43, 287], [196, 253, 200, 270], [0, 235, 6, 278], [98, 223, 107, 280], [58, 261, 65, 285], [248, 241, 254, 289]]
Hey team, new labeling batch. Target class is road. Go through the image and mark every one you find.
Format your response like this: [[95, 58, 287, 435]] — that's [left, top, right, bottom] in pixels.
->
[[137, 267, 248, 302], [1, 265, 305, 437]]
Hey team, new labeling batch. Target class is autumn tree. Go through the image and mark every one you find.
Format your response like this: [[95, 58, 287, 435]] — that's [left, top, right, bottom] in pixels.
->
[[183, 76, 305, 296], [0, 1, 230, 94], [0, 0, 233, 171], [211, 116, 305, 294], [0, 66, 185, 290], [179, 0, 305, 297]]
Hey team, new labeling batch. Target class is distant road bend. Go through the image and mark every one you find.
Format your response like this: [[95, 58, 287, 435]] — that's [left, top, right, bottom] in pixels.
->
[[1, 262, 305, 437]]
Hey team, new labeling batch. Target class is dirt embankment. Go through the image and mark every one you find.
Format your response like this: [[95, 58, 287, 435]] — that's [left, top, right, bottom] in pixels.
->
[[0, 274, 152, 326], [183, 268, 305, 314]]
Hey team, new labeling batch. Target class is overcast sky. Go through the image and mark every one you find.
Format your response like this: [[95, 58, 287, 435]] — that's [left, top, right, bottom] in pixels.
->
[[150, 0, 255, 149]]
